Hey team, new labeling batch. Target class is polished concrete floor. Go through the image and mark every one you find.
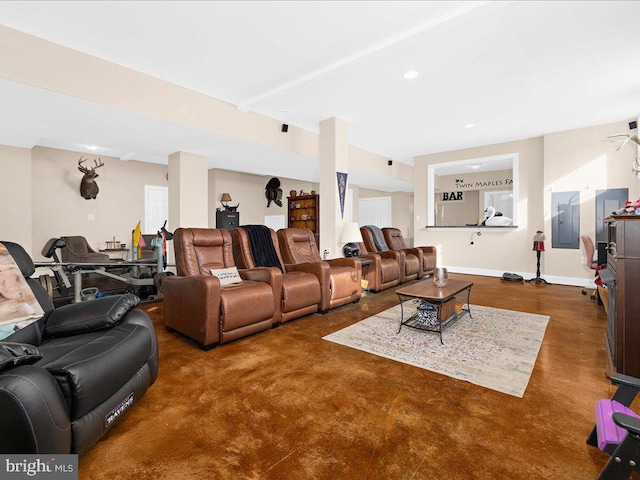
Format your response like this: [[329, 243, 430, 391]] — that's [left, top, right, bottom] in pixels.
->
[[78, 273, 625, 480]]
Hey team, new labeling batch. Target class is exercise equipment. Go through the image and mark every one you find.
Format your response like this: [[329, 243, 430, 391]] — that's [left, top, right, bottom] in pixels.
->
[[36, 223, 174, 303], [587, 371, 640, 479]]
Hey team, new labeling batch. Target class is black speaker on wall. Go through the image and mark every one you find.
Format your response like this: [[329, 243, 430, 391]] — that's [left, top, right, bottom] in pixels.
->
[[281, 124, 289, 133], [630, 121, 637, 130], [388, 160, 393, 166]]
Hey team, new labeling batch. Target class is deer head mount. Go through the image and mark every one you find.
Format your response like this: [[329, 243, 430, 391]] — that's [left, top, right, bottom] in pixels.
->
[[78, 156, 104, 200]]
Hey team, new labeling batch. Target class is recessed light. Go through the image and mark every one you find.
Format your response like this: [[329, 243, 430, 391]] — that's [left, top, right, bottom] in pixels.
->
[[278, 108, 290, 114], [464, 124, 475, 129], [403, 70, 419, 80], [86, 145, 99, 151], [470, 164, 482, 169]]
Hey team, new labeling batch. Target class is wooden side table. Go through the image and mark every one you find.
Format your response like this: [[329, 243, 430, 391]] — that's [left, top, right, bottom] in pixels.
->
[[355, 257, 373, 293]]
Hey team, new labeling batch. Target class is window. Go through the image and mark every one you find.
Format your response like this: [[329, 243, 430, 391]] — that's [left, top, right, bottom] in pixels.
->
[[427, 153, 518, 228]]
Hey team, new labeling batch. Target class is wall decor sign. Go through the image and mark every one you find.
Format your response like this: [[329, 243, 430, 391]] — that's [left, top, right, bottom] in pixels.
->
[[453, 178, 513, 191], [337, 172, 348, 218], [441, 191, 465, 202]]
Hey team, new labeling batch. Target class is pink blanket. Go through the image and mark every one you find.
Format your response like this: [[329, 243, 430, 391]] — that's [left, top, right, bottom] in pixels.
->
[[0, 243, 44, 340]]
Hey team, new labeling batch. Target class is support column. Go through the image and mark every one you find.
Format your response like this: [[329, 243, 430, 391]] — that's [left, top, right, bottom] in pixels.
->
[[319, 117, 349, 259], [168, 151, 208, 231]]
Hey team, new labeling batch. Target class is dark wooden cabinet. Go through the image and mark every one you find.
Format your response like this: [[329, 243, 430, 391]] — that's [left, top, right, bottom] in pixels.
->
[[216, 210, 239, 231], [287, 194, 319, 244], [604, 216, 640, 377]]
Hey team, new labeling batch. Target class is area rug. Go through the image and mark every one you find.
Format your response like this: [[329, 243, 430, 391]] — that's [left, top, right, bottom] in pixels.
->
[[323, 303, 549, 397]]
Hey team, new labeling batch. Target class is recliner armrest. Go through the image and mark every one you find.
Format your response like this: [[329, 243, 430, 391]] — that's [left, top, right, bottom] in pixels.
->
[[238, 267, 282, 288], [0, 365, 72, 453], [0, 342, 42, 372], [327, 257, 360, 270], [163, 275, 222, 347], [377, 250, 401, 262], [419, 246, 437, 255], [44, 294, 139, 339]]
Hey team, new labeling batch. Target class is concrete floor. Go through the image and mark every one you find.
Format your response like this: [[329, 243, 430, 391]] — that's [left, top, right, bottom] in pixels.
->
[[79, 273, 624, 480]]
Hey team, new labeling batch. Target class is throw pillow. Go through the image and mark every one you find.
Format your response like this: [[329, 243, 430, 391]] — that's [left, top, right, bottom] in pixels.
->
[[210, 267, 243, 286]]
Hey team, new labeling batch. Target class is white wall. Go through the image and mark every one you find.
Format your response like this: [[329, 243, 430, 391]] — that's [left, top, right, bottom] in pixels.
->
[[0, 145, 32, 251]]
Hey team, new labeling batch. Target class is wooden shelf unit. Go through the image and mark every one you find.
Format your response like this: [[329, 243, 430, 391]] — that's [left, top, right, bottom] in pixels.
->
[[287, 194, 319, 244]]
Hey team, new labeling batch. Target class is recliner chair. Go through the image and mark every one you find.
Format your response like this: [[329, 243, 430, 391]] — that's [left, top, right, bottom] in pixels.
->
[[0, 241, 158, 455], [383, 227, 437, 278], [357, 241, 400, 292], [361, 225, 421, 283], [277, 228, 361, 312], [163, 228, 281, 349], [231, 225, 322, 324], [60, 235, 109, 263]]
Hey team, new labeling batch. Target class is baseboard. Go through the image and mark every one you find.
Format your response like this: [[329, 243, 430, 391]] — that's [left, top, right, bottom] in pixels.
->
[[444, 265, 597, 288]]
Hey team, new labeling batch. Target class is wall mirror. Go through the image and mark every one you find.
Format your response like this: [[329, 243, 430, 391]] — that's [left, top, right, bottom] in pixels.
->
[[427, 153, 519, 228]]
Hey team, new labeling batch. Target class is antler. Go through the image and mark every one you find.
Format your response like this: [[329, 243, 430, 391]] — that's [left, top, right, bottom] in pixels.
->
[[78, 156, 104, 173], [78, 156, 90, 173]]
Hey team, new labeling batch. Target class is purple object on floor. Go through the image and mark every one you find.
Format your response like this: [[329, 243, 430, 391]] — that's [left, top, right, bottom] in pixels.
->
[[596, 399, 640, 451]]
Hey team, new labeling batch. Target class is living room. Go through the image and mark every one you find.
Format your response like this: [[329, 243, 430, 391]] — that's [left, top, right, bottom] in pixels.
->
[[1, 2, 639, 479]]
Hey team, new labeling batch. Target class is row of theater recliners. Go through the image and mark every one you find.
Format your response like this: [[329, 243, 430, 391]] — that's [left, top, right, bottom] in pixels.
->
[[162, 225, 436, 350]]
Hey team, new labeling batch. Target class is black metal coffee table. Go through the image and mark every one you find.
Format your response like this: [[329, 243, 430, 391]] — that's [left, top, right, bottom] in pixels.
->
[[396, 279, 473, 344]]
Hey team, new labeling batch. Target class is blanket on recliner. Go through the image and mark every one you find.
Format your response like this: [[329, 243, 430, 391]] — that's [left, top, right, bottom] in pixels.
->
[[244, 225, 283, 272], [365, 225, 389, 252], [0, 243, 44, 340]]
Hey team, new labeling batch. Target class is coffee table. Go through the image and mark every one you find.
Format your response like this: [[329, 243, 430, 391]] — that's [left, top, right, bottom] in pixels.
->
[[396, 279, 473, 344]]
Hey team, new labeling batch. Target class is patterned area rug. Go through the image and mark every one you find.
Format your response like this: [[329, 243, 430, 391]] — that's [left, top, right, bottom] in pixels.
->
[[323, 303, 549, 397]]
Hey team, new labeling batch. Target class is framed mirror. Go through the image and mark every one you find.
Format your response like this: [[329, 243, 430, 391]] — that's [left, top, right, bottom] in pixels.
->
[[427, 153, 519, 228]]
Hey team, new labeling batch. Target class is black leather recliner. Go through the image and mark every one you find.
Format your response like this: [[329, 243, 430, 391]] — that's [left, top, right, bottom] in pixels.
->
[[0, 241, 158, 456]]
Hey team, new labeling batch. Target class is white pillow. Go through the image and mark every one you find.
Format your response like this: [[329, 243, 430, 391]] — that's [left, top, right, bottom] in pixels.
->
[[210, 267, 242, 286]]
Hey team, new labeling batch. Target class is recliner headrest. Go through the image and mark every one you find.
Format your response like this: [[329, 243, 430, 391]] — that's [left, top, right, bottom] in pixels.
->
[[0, 241, 35, 277], [363, 225, 389, 252]]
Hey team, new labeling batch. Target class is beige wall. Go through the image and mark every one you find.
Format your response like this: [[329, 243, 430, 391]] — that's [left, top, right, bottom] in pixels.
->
[[0, 145, 32, 251], [31, 147, 168, 261], [414, 137, 544, 276], [0, 24, 412, 189], [207, 168, 317, 228], [359, 188, 414, 247], [168, 151, 208, 230], [415, 120, 639, 285], [543, 121, 638, 280]]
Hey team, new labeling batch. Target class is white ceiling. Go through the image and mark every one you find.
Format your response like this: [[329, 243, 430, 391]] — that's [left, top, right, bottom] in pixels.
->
[[0, 1, 638, 191]]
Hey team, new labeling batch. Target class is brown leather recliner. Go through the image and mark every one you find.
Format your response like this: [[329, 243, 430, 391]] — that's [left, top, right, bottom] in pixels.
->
[[358, 242, 400, 292], [361, 225, 422, 283], [231, 226, 322, 324], [383, 227, 436, 277], [277, 228, 361, 312], [163, 228, 281, 349]]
